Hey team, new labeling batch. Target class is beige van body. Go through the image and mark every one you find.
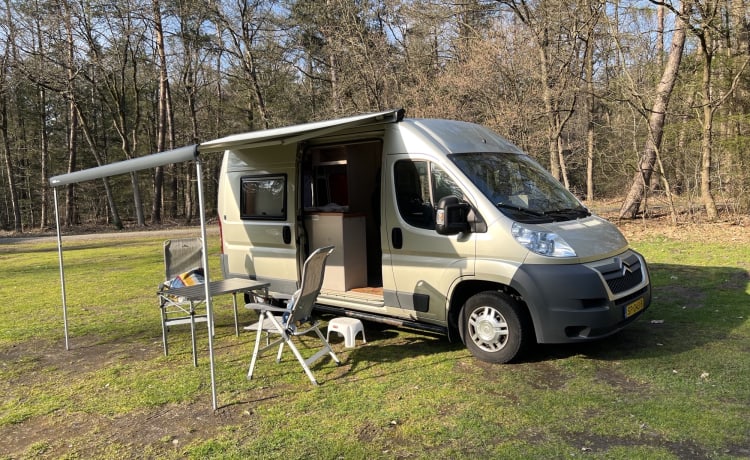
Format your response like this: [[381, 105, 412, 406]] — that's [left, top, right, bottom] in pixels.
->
[[216, 110, 651, 363]]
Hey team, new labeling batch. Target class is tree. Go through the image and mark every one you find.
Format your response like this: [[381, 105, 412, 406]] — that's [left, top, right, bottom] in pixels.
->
[[169, 0, 222, 221], [495, 0, 593, 186], [0, 0, 748, 231], [59, 0, 80, 227], [618, 1, 688, 219], [0, 0, 21, 232], [74, 103, 124, 229], [680, 0, 749, 219], [215, 0, 274, 129], [623, 0, 750, 220], [83, 1, 148, 226], [0, 33, 21, 232], [150, 0, 175, 224]]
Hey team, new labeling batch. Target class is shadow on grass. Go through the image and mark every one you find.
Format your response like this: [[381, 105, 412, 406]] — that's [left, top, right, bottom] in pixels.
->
[[318, 262, 749, 369], [327, 322, 464, 379]]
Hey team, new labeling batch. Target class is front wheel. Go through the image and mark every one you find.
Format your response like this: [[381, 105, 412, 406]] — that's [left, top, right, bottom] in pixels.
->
[[461, 291, 531, 363]]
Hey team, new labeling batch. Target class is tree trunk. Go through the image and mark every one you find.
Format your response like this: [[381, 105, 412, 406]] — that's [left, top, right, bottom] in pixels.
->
[[657, 4, 665, 65], [556, 132, 570, 189], [585, 38, 595, 201], [151, 0, 168, 224], [584, 0, 602, 201], [675, 92, 695, 195], [618, 3, 687, 219], [539, 46, 561, 181], [64, 102, 78, 228], [655, 147, 678, 224], [0, 85, 21, 232], [62, 0, 78, 227], [38, 86, 50, 229], [325, 0, 341, 112], [35, 8, 50, 229], [0, 0, 20, 232], [185, 63, 200, 225], [131, 172, 145, 225], [699, 50, 719, 220], [246, 49, 270, 129]]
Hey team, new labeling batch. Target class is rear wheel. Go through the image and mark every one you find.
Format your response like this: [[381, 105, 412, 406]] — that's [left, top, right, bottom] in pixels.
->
[[461, 291, 530, 363]]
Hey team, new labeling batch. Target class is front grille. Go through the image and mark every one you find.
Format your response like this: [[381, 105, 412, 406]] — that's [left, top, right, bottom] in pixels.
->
[[593, 253, 645, 295], [606, 267, 643, 293]]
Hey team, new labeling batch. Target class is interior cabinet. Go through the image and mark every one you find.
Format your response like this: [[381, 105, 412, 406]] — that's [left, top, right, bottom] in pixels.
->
[[304, 213, 367, 291]]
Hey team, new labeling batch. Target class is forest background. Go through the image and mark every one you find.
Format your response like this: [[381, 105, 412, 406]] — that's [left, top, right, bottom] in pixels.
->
[[0, 0, 748, 233]]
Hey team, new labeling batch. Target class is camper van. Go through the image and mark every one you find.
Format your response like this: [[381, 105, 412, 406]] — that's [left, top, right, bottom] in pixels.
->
[[214, 109, 651, 363]]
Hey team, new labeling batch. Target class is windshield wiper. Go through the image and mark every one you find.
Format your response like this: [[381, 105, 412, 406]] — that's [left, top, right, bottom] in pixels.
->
[[495, 203, 546, 217], [544, 207, 591, 219], [496, 203, 591, 223]]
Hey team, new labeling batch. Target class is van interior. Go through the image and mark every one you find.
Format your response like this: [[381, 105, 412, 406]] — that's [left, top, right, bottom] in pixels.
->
[[301, 139, 383, 294]]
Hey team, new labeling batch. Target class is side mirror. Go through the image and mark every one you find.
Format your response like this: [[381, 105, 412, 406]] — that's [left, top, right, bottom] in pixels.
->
[[436, 196, 471, 235]]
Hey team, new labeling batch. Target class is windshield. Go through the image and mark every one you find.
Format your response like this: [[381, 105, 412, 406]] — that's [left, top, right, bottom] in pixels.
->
[[450, 152, 589, 223]]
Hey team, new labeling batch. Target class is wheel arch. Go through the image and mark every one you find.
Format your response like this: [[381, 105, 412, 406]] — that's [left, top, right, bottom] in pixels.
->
[[447, 279, 533, 344]]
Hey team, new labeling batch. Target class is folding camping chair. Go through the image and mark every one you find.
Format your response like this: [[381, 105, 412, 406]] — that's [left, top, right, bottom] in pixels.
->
[[158, 238, 207, 366], [245, 246, 340, 385]]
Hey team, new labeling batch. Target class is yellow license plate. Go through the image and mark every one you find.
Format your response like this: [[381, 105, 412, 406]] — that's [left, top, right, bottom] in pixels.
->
[[625, 298, 645, 318]]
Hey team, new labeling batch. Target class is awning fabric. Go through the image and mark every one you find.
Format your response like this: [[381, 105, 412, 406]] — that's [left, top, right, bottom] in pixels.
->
[[199, 109, 402, 153]]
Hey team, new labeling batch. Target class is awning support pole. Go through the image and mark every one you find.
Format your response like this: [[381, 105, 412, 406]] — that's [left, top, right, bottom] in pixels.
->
[[53, 187, 70, 350], [196, 156, 218, 411]]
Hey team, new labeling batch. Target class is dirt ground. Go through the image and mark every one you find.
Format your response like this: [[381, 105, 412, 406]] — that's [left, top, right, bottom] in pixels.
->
[[3, 332, 740, 459], [617, 216, 750, 244], [2, 211, 749, 458], [1, 337, 265, 458]]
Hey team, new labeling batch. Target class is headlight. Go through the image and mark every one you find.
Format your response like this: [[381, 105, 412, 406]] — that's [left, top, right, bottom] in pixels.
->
[[511, 222, 576, 257]]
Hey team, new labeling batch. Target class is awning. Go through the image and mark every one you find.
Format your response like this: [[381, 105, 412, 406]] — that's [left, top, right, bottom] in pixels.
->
[[48, 108, 404, 412], [199, 109, 403, 153]]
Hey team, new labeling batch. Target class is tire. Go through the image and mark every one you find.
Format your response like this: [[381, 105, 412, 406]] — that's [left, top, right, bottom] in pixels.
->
[[461, 291, 530, 363]]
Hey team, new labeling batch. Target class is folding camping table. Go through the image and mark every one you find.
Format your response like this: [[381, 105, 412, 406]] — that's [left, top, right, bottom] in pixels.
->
[[159, 277, 270, 340]]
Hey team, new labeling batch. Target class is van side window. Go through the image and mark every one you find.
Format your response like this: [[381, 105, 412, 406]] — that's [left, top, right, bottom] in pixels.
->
[[394, 160, 462, 229], [431, 165, 463, 203], [240, 174, 287, 220]]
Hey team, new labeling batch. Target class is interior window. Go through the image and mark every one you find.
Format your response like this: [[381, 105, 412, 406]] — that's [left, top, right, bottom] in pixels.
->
[[394, 160, 462, 229], [240, 174, 287, 220]]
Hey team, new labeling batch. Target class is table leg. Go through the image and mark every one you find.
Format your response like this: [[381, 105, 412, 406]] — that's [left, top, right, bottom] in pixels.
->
[[232, 292, 239, 336], [190, 302, 198, 367]]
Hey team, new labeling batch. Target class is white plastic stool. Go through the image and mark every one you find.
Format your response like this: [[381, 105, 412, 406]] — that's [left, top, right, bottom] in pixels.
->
[[326, 317, 366, 348]]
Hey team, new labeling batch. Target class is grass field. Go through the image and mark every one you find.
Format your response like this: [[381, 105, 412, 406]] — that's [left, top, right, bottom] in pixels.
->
[[1, 222, 748, 459]]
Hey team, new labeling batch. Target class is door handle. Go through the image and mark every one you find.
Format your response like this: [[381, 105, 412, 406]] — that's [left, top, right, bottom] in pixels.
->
[[391, 227, 403, 249], [282, 225, 292, 244]]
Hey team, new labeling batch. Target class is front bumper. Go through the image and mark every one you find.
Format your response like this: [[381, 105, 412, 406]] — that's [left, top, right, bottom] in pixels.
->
[[510, 249, 652, 343]]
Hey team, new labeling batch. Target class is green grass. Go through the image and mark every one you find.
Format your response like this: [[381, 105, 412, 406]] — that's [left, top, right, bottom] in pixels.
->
[[1, 228, 748, 459]]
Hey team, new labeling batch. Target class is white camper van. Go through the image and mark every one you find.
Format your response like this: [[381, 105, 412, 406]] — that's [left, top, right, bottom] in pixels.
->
[[214, 109, 651, 363]]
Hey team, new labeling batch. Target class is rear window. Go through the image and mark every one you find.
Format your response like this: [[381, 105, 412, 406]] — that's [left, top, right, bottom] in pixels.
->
[[240, 174, 287, 220]]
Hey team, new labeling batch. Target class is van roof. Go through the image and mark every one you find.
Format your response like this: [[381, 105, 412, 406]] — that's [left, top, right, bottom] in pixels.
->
[[403, 118, 525, 155]]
